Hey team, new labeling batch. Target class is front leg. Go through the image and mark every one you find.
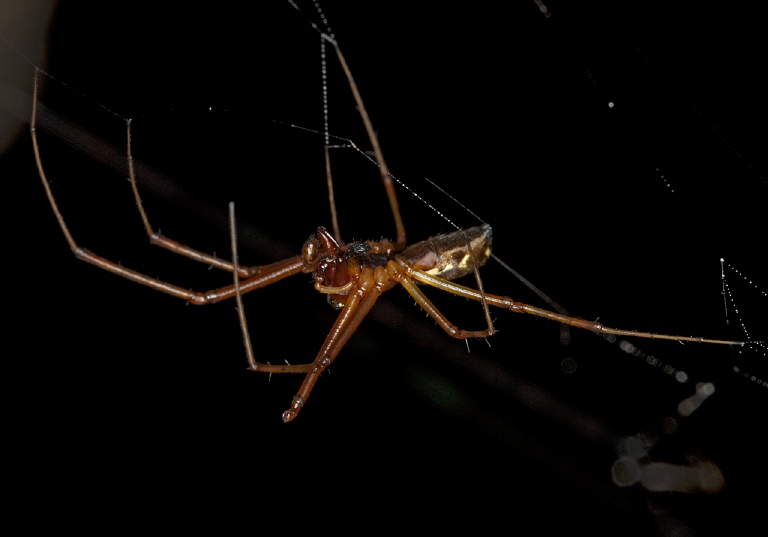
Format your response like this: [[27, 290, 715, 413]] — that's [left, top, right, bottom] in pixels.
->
[[282, 266, 389, 422]]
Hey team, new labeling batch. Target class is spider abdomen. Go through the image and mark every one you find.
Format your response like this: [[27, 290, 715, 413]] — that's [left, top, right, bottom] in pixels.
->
[[400, 224, 492, 281]]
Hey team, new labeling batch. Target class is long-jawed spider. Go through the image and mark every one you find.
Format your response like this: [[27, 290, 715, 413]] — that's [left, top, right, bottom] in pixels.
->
[[30, 6, 743, 423]]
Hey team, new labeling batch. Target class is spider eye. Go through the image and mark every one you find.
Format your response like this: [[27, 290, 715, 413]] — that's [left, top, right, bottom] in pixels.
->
[[346, 241, 371, 257]]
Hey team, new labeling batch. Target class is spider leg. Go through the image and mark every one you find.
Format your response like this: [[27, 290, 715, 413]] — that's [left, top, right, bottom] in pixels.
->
[[228, 200, 391, 422], [31, 69, 304, 305], [124, 117, 263, 278], [229, 202, 314, 375], [323, 36, 406, 250], [399, 259, 742, 346], [390, 260, 495, 339], [282, 265, 390, 422]]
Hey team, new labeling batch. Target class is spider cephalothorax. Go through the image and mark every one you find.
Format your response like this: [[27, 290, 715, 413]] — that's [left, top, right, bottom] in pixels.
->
[[303, 227, 394, 309]]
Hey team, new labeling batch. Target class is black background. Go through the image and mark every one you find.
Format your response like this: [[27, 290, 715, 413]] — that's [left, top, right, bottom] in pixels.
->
[[3, 1, 766, 533]]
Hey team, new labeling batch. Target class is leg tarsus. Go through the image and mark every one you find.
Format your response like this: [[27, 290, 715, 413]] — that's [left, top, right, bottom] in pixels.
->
[[282, 395, 304, 423]]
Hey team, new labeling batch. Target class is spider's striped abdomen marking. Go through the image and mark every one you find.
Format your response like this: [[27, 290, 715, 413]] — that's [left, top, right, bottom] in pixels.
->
[[400, 224, 492, 281]]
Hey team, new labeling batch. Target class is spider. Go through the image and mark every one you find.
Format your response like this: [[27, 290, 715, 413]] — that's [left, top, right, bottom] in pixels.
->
[[30, 9, 743, 423]]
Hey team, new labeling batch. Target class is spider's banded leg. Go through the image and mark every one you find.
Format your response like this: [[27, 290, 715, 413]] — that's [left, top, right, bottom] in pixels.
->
[[229, 203, 313, 374], [391, 262, 495, 339], [282, 265, 389, 422], [230, 201, 256, 367], [323, 35, 406, 251], [401, 260, 743, 346], [31, 70, 305, 305], [124, 115, 258, 278], [464, 233, 496, 338]]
